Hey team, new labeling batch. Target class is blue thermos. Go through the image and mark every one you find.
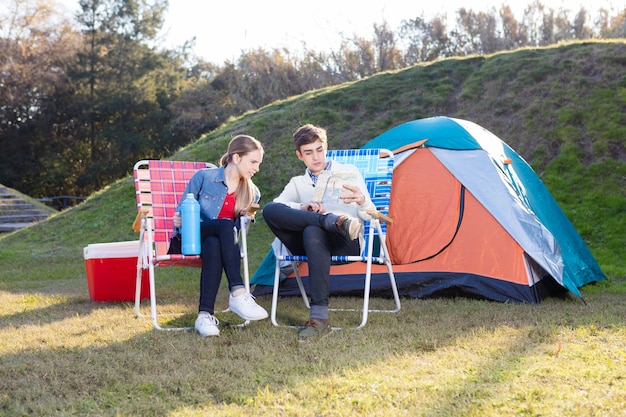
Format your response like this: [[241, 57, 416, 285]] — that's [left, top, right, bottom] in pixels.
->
[[181, 193, 201, 255]]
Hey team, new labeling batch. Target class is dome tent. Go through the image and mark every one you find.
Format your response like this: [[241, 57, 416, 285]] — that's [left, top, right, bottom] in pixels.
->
[[253, 116, 605, 303]]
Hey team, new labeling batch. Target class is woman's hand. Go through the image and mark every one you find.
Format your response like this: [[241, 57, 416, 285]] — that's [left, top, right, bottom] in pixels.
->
[[242, 203, 260, 217], [173, 211, 182, 228]]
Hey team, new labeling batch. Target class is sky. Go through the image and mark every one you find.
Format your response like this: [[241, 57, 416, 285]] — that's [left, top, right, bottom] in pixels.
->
[[60, 0, 623, 64]]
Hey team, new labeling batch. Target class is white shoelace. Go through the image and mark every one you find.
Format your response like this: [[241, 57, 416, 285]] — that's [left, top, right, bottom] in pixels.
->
[[199, 313, 219, 326]]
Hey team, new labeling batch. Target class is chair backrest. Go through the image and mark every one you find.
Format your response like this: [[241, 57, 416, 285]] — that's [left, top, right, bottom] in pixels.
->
[[326, 149, 394, 253], [134, 160, 216, 256]]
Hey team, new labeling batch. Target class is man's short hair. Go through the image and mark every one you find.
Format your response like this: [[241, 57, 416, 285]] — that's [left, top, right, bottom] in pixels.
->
[[293, 124, 327, 151]]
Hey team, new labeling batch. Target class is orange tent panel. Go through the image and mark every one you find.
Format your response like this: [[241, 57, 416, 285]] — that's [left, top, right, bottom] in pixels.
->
[[386, 149, 529, 285]]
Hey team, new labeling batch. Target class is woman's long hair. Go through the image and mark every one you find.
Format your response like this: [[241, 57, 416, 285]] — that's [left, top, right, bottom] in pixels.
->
[[220, 135, 263, 216]]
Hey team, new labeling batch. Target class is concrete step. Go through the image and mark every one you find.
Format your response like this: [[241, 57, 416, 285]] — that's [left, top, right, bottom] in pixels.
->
[[0, 213, 49, 223], [0, 196, 23, 203], [0, 202, 37, 209], [0, 222, 41, 232], [0, 208, 43, 216], [0, 184, 54, 232]]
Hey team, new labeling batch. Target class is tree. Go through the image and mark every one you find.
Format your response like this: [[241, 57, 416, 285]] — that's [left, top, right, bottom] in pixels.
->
[[572, 8, 593, 40], [68, 0, 182, 194], [454, 8, 483, 54], [0, 0, 81, 196], [400, 15, 451, 64], [168, 59, 244, 138], [596, 7, 626, 38], [372, 22, 404, 72], [500, 5, 528, 50], [3, 0, 624, 198]]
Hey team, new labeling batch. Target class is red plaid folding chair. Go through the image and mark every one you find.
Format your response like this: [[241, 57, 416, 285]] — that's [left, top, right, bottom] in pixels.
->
[[132, 160, 255, 331]]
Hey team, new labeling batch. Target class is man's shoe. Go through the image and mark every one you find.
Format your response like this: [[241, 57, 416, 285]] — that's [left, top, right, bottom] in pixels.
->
[[298, 318, 331, 340], [229, 292, 269, 321], [337, 215, 362, 241], [195, 313, 220, 337]]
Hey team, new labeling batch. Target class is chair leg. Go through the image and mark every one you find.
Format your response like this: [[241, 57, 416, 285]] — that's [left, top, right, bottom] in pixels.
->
[[135, 265, 249, 331], [378, 230, 401, 313], [135, 219, 190, 330], [271, 247, 401, 330], [133, 250, 191, 330], [293, 261, 310, 309], [147, 263, 191, 331], [328, 260, 401, 328], [270, 260, 282, 327], [134, 227, 147, 318], [271, 260, 309, 328], [358, 262, 373, 329], [134, 253, 145, 318], [327, 221, 400, 329], [386, 260, 402, 313], [137, 219, 255, 331], [270, 261, 298, 327]]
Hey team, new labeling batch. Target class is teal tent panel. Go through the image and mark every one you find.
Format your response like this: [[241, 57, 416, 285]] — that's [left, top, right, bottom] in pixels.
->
[[251, 249, 276, 286], [364, 116, 483, 151], [502, 146, 606, 293]]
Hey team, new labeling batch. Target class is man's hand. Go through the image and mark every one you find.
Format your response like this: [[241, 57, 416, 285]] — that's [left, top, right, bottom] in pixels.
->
[[340, 184, 366, 205], [300, 201, 326, 213]]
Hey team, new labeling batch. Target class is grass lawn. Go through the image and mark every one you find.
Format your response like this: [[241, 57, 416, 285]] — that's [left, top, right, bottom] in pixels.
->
[[2, 40, 625, 416], [1, 267, 625, 416]]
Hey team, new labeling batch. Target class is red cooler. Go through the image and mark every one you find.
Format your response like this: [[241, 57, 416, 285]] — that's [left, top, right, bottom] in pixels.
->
[[83, 240, 149, 302]]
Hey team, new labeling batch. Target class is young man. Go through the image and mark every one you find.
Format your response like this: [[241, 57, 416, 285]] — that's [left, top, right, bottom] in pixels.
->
[[262, 124, 375, 340]]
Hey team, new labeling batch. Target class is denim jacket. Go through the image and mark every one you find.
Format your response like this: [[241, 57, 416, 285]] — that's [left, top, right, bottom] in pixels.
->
[[176, 166, 260, 224]]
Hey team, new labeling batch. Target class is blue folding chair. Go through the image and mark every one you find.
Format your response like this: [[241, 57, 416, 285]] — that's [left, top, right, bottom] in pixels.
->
[[270, 148, 401, 329]]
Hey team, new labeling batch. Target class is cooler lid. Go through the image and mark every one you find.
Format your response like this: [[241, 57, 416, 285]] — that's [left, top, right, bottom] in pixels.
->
[[83, 240, 141, 260]]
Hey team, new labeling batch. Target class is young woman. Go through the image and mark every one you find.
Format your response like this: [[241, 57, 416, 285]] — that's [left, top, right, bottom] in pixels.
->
[[173, 135, 268, 336]]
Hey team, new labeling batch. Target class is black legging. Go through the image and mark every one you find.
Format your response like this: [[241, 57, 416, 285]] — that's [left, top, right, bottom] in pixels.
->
[[198, 218, 242, 314]]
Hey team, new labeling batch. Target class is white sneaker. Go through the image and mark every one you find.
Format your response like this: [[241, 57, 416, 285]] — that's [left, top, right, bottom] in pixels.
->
[[195, 313, 220, 337], [229, 292, 268, 321]]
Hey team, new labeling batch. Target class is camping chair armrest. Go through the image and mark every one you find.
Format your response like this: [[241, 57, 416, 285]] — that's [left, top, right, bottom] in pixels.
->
[[133, 208, 150, 232], [366, 209, 393, 224]]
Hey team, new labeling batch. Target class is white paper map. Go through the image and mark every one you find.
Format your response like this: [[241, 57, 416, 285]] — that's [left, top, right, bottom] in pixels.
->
[[312, 170, 357, 204]]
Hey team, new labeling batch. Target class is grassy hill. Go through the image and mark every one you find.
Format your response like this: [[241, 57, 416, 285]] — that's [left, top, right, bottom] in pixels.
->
[[2, 39, 623, 285], [1, 40, 625, 416]]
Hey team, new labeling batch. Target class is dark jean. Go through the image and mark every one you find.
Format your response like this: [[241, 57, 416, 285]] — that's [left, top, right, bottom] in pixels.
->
[[198, 218, 242, 314], [262, 202, 360, 307]]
